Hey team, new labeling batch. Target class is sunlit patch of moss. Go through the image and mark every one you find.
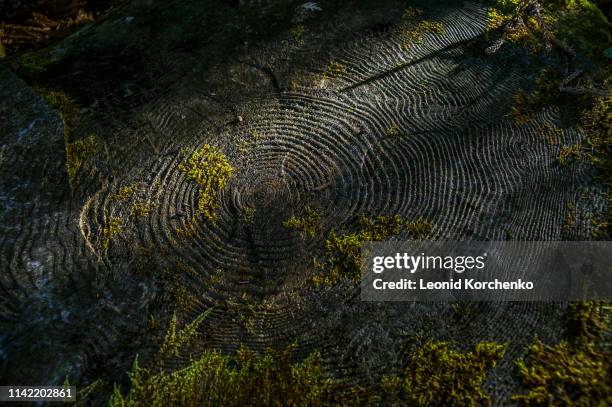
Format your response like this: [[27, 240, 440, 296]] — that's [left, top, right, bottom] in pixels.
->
[[399, 341, 506, 406], [110, 313, 346, 406], [239, 207, 255, 224], [283, 205, 321, 238], [406, 218, 434, 240], [178, 145, 233, 223], [557, 142, 581, 165], [401, 6, 423, 21], [513, 301, 611, 405], [312, 215, 404, 286], [66, 134, 100, 180], [111, 185, 135, 202], [130, 201, 153, 220], [102, 217, 122, 249]]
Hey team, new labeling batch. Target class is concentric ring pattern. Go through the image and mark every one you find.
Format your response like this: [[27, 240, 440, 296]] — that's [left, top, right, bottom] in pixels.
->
[[0, 0, 600, 396]]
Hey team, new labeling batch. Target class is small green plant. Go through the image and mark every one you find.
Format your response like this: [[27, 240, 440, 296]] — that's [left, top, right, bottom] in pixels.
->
[[178, 145, 234, 223], [283, 205, 321, 238], [102, 217, 122, 249], [400, 341, 506, 406]]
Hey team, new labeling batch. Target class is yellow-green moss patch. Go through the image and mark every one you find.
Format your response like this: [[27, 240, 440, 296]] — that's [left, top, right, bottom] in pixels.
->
[[283, 205, 321, 238], [178, 145, 234, 223], [66, 134, 100, 180]]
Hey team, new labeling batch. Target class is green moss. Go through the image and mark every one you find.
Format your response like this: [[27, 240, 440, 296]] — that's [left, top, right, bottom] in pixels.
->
[[65, 134, 99, 180], [37, 88, 80, 138], [581, 92, 611, 238], [567, 301, 609, 343], [399, 341, 506, 406], [290, 25, 305, 41], [418, 20, 444, 34], [563, 202, 575, 230], [283, 205, 321, 238], [109, 312, 347, 406], [112, 185, 135, 202], [312, 215, 405, 287], [386, 123, 401, 137], [323, 61, 346, 80], [178, 145, 234, 223], [406, 218, 434, 240], [513, 302, 611, 405], [513, 341, 610, 405], [509, 68, 563, 124], [130, 201, 153, 220], [557, 142, 581, 165], [102, 217, 122, 249], [239, 207, 255, 224], [15, 47, 65, 74]]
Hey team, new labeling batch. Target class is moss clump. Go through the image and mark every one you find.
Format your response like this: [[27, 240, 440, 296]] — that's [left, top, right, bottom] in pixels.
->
[[65, 134, 99, 180], [312, 215, 404, 286], [283, 205, 321, 238], [323, 60, 346, 80], [130, 201, 153, 220], [509, 68, 563, 124], [239, 207, 255, 224], [398, 341, 506, 406], [386, 123, 401, 137], [581, 91, 611, 238], [102, 217, 122, 249], [513, 302, 611, 405], [418, 20, 444, 34], [109, 312, 345, 406], [557, 142, 581, 165], [290, 24, 305, 41], [37, 88, 79, 138], [513, 341, 610, 405], [178, 145, 234, 223], [112, 185, 135, 202], [406, 218, 434, 240]]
